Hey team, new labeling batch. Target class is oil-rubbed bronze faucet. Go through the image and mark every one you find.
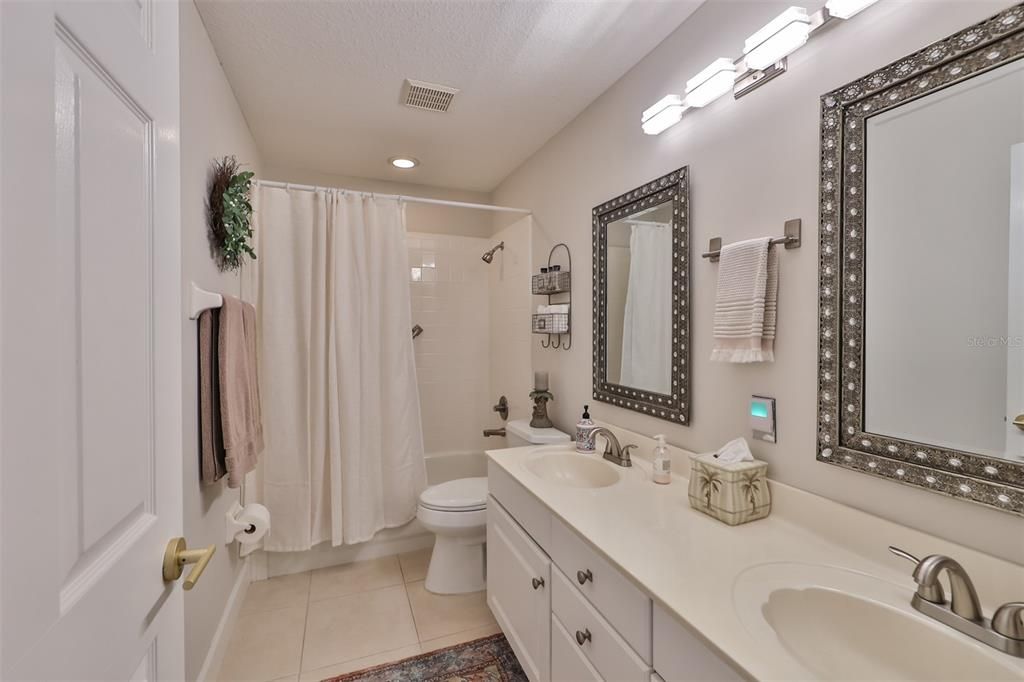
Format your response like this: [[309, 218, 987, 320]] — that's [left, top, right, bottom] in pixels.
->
[[889, 546, 1024, 657]]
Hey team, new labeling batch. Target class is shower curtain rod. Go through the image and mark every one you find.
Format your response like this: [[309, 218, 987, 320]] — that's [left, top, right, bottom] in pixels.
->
[[255, 179, 532, 214]]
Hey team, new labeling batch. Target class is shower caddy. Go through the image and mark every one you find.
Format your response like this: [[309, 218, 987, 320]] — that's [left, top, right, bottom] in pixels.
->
[[531, 242, 571, 350]]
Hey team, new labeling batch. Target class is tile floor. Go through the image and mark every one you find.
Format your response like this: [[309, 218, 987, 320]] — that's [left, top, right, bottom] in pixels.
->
[[216, 547, 500, 682]]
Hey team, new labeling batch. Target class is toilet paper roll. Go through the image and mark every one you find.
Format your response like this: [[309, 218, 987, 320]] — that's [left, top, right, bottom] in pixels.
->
[[232, 503, 271, 545]]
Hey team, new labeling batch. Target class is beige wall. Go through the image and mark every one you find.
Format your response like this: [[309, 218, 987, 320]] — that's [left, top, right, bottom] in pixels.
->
[[262, 165, 497, 238], [180, 2, 263, 678], [493, 0, 1024, 564]]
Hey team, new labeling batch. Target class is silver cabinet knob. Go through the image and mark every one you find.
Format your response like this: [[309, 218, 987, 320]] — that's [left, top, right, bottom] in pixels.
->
[[532, 577, 545, 590], [577, 568, 593, 585], [575, 628, 592, 646]]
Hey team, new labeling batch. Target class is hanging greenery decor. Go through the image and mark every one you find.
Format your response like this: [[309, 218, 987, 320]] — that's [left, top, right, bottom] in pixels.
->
[[208, 156, 256, 271]]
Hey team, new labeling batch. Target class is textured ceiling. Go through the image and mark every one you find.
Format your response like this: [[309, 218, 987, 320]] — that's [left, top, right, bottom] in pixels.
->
[[195, 0, 703, 192]]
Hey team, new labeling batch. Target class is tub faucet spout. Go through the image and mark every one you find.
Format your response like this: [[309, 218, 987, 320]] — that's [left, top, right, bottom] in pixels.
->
[[483, 428, 506, 438]]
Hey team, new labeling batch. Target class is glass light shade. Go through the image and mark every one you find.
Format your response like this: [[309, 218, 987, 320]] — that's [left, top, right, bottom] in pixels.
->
[[825, 0, 879, 19], [685, 58, 737, 108], [389, 157, 418, 169], [743, 7, 811, 71], [641, 95, 687, 135]]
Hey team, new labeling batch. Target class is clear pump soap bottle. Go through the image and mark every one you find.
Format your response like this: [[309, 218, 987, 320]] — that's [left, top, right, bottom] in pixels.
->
[[652, 434, 671, 484]]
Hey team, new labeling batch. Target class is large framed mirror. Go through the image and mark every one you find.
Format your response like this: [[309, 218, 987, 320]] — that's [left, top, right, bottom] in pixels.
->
[[817, 4, 1024, 514], [593, 167, 689, 424]]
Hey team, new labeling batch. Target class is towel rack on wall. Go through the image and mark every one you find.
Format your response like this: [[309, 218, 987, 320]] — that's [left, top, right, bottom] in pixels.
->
[[702, 219, 802, 262], [189, 282, 224, 320]]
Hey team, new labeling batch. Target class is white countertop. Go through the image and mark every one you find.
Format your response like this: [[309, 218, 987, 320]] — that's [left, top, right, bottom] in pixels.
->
[[487, 431, 1024, 681]]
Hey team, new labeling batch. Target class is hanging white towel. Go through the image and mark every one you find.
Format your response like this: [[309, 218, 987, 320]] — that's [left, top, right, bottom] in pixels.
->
[[711, 237, 778, 363]]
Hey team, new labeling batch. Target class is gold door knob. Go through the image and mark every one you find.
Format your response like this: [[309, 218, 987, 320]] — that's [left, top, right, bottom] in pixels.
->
[[1014, 415, 1024, 430], [163, 537, 216, 590]]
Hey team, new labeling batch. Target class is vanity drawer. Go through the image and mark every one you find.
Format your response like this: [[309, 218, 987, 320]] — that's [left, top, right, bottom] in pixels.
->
[[550, 516, 652, 660], [652, 603, 742, 681], [552, 614, 603, 682], [488, 459, 551, 549], [552, 568, 651, 682]]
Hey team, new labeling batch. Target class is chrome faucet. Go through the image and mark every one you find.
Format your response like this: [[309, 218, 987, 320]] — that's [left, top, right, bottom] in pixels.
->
[[588, 427, 636, 467], [889, 546, 1024, 657]]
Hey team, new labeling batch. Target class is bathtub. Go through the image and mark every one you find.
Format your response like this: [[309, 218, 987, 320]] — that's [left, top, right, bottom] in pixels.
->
[[265, 450, 489, 577]]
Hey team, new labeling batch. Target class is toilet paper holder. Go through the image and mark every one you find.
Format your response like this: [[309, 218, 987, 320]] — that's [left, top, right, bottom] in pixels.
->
[[225, 501, 264, 544]]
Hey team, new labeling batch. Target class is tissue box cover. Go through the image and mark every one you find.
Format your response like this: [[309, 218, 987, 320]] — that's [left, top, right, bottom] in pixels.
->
[[688, 453, 770, 525]]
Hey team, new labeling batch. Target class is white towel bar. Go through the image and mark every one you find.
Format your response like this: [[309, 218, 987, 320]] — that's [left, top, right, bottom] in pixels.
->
[[189, 282, 223, 320]]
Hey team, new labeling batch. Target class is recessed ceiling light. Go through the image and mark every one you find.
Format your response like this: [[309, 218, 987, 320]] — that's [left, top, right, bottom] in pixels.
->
[[389, 157, 419, 169]]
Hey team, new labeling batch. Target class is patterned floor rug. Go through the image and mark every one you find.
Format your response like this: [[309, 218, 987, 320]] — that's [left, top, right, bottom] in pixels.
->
[[321, 633, 527, 682]]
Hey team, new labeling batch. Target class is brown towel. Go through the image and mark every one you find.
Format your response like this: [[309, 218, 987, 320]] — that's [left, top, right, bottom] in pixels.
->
[[219, 295, 264, 488], [199, 309, 227, 484]]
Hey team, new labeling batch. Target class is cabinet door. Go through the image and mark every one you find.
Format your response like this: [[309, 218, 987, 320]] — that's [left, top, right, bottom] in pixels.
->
[[552, 614, 604, 682], [487, 497, 551, 682], [653, 604, 742, 681]]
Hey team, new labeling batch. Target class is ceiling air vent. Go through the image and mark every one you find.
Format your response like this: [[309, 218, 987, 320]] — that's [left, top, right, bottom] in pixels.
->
[[402, 79, 459, 113]]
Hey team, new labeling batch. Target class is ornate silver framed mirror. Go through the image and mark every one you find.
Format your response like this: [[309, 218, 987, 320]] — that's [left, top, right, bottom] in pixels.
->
[[593, 167, 689, 424], [817, 4, 1024, 514]]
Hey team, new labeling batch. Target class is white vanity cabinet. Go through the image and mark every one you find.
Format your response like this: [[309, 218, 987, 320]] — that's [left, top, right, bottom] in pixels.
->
[[652, 603, 743, 682], [488, 460, 744, 682], [487, 496, 551, 682]]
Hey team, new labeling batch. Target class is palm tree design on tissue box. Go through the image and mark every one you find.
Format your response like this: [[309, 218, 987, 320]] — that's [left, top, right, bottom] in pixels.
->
[[696, 464, 721, 509], [740, 471, 764, 511]]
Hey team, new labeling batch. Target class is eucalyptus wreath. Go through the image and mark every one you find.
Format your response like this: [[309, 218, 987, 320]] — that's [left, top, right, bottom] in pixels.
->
[[208, 156, 256, 271]]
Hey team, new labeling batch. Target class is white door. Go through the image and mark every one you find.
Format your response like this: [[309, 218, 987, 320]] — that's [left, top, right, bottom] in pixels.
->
[[1, 0, 184, 679]]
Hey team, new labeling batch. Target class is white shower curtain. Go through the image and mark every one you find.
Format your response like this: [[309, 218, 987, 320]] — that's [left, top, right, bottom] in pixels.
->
[[245, 186, 426, 550], [619, 223, 672, 395]]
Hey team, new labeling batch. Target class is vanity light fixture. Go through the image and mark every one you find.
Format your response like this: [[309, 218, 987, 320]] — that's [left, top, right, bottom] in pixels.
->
[[389, 156, 419, 169], [685, 58, 737, 108], [825, 0, 880, 20], [743, 7, 812, 71], [641, 94, 688, 135], [641, 2, 880, 134]]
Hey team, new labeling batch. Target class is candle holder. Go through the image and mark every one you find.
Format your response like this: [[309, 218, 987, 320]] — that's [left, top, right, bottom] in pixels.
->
[[529, 389, 554, 428]]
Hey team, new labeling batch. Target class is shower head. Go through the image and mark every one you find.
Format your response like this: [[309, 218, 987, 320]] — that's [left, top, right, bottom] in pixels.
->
[[481, 241, 505, 264]]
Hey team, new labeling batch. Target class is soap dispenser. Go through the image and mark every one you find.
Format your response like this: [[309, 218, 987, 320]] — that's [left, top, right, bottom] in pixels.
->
[[576, 405, 596, 453], [652, 434, 671, 484]]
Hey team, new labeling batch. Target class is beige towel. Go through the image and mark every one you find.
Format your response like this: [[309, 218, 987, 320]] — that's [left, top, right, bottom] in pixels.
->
[[711, 237, 778, 363], [219, 295, 264, 488], [198, 309, 227, 484]]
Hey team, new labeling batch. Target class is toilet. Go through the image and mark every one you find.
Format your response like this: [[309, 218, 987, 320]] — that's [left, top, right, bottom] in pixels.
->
[[417, 419, 570, 594]]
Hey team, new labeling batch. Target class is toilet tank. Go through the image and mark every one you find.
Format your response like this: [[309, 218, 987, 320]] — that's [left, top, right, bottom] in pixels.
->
[[505, 419, 571, 448]]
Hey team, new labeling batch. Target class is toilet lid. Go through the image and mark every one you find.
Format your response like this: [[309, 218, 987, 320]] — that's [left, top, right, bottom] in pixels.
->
[[419, 477, 488, 511]]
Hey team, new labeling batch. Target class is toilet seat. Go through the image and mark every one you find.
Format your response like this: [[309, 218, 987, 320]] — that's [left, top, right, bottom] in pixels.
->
[[418, 477, 488, 512]]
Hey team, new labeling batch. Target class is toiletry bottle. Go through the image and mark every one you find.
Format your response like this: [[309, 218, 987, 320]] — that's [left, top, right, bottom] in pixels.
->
[[576, 405, 596, 453], [652, 434, 671, 484]]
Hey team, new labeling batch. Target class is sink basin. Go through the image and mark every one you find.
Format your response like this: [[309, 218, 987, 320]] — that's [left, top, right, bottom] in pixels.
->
[[524, 452, 620, 489], [734, 562, 1023, 680]]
